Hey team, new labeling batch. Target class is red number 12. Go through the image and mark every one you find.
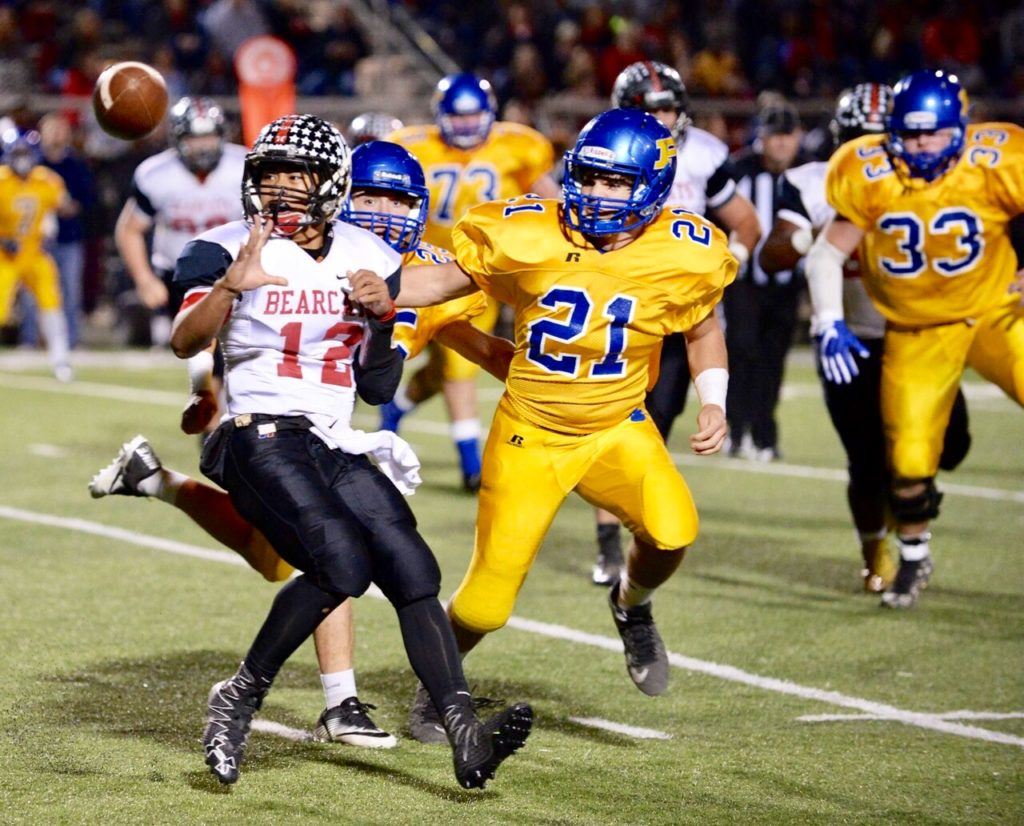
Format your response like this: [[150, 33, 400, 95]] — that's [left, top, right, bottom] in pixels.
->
[[277, 321, 363, 387]]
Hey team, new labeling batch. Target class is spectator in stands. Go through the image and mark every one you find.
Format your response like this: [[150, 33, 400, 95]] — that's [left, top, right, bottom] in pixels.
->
[[200, 0, 268, 60]]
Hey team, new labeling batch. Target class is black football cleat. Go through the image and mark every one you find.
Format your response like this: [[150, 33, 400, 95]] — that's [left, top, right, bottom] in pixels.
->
[[445, 701, 533, 790], [88, 435, 161, 498], [608, 581, 669, 696], [314, 697, 397, 748], [202, 663, 267, 784], [880, 555, 934, 609]]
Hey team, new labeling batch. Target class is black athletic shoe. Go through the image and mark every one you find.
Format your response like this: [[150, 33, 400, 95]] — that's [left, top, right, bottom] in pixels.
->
[[462, 472, 482, 493], [314, 697, 397, 748], [202, 663, 268, 784], [880, 555, 934, 609], [88, 435, 161, 498], [608, 581, 669, 696], [445, 701, 533, 790], [408, 683, 448, 745]]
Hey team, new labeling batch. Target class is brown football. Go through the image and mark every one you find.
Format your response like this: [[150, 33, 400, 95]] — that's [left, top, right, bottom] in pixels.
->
[[92, 61, 169, 140]]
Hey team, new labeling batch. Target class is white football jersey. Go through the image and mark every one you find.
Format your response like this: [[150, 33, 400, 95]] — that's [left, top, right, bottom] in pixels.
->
[[666, 126, 737, 214], [177, 220, 402, 421], [779, 160, 885, 339], [131, 144, 247, 271]]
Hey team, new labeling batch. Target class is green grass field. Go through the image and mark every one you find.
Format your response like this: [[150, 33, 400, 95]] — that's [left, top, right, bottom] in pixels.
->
[[1, 350, 1022, 825]]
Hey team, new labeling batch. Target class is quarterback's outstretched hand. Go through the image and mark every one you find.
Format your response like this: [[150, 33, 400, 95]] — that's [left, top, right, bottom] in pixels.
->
[[817, 320, 869, 385], [216, 218, 287, 295], [690, 404, 727, 455]]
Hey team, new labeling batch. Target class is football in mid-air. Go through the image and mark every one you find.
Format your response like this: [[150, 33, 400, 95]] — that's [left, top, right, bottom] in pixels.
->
[[92, 61, 168, 140]]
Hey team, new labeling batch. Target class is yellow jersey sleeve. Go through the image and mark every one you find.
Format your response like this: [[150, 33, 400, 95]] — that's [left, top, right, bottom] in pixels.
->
[[825, 135, 888, 229], [968, 123, 1024, 217], [659, 210, 737, 333], [451, 198, 526, 305]]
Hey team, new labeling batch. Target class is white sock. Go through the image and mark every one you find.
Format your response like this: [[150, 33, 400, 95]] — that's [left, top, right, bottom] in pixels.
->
[[187, 350, 215, 395], [617, 571, 653, 609], [450, 418, 480, 442], [39, 309, 70, 369], [896, 532, 931, 562], [392, 384, 415, 412], [137, 468, 188, 504], [321, 669, 357, 708]]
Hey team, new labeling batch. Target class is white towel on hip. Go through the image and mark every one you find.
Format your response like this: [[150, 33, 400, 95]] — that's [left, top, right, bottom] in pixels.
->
[[306, 413, 422, 495]]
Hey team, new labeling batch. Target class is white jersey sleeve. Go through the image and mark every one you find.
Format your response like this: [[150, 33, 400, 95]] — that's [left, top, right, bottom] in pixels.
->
[[667, 127, 737, 215], [778, 161, 832, 230], [131, 144, 246, 271], [175, 219, 402, 423], [778, 161, 885, 339]]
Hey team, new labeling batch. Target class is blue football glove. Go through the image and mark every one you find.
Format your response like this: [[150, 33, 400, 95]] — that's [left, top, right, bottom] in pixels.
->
[[817, 320, 869, 385]]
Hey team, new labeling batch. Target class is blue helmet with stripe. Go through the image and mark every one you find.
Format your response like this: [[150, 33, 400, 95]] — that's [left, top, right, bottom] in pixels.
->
[[432, 73, 497, 149], [886, 70, 968, 182], [562, 108, 677, 236], [340, 141, 429, 253]]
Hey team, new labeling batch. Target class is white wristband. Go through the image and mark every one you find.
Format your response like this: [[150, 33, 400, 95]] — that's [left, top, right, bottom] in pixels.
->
[[728, 238, 750, 267], [694, 367, 728, 412], [805, 234, 848, 334]]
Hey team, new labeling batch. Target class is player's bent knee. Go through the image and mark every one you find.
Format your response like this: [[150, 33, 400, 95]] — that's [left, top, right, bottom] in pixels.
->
[[449, 586, 514, 635], [889, 478, 943, 523], [639, 469, 699, 549]]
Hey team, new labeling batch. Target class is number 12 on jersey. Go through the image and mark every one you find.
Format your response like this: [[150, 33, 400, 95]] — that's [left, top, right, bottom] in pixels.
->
[[526, 287, 636, 378]]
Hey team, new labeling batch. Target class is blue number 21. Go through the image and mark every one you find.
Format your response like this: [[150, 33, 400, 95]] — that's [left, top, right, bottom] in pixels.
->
[[526, 288, 637, 378]]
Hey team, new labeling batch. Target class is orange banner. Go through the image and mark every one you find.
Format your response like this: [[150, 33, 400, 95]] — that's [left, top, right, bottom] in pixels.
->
[[234, 36, 297, 146]]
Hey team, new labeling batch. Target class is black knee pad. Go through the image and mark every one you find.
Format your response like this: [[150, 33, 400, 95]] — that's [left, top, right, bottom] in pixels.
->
[[889, 479, 943, 522]]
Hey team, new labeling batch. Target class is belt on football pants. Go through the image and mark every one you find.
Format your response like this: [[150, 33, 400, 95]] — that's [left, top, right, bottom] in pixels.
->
[[231, 413, 313, 432]]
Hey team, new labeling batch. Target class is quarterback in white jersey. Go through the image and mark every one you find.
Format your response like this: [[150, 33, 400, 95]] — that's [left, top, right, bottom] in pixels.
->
[[170, 114, 533, 790], [760, 83, 971, 595]]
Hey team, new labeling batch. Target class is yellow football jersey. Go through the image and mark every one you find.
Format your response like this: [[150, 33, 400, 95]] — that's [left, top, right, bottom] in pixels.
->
[[393, 241, 488, 359], [388, 122, 554, 250], [452, 197, 737, 434], [826, 123, 1024, 327], [0, 166, 65, 253]]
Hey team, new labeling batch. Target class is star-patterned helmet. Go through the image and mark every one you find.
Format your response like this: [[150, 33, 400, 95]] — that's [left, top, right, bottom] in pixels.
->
[[242, 114, 352, 236]]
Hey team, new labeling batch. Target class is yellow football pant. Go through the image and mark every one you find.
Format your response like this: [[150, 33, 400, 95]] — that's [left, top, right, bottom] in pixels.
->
[[450, 396, 699, 634], [882, 295, 1024, 479], [0, 251, 61, 325]]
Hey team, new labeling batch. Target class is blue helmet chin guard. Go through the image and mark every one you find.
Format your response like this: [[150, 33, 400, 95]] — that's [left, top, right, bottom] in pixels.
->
[[340, 141, 430, 254], [562, 108, 677, 236], [2, 128, 42, 178], [433, 73, 497, 149], [886, 69, 968, 182]]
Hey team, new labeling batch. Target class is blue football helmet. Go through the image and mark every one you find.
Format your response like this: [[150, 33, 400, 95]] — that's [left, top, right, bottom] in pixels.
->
[[432, 73, 496, 149], [2, 128, 42, 178], [562, 108, 677, 236], [340, 141, 429, 253], [886, 70, 968, 182]]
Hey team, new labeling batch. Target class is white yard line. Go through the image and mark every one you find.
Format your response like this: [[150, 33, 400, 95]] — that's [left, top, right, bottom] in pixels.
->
[[2, 503, 1021, 750], [568, 717, 671, 740], [28, 443, 68, 458], [4, 372, 1022, 505], [799, 711, 1024, 723]]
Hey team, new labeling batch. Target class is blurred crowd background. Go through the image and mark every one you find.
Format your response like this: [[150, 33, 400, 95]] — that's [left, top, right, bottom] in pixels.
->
[[0, 0, 1021, 349]]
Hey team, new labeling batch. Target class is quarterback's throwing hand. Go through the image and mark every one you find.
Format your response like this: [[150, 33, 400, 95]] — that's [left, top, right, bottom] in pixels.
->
[[690, 404, 727, 455], [216, 218, 287, 295], [348, 269, 394, 318], [817, 319, 869, 385]]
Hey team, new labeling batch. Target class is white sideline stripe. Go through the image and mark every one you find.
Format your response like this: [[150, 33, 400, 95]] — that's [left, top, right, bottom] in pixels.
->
[[4, 372, 1021, 505], [252, 720, 314, 742], [2, 503, 1022, 751], [568, 717, 671, 740], [799, 711, 1024, 723], [28, 443, 68, 458]]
